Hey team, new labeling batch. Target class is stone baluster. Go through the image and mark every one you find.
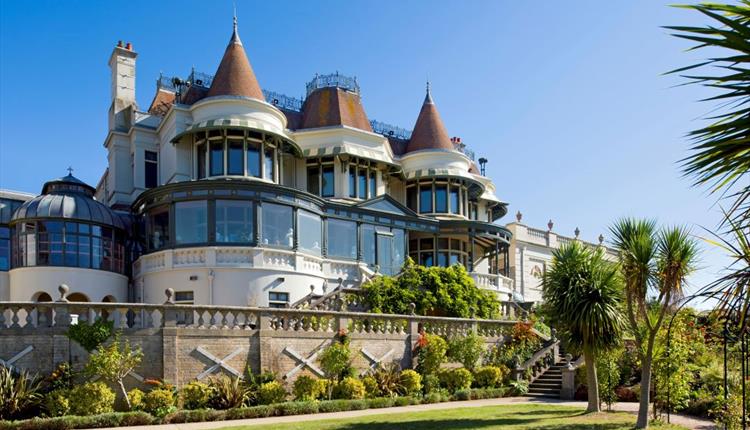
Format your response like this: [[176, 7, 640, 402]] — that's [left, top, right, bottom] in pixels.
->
[[163, 288, 178, 328]]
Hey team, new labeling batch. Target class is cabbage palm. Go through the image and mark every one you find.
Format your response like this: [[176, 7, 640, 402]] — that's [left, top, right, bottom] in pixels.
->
[[610, 219, 699, 429], [542, 240, 625, 413], [666, 2, 750, 229]]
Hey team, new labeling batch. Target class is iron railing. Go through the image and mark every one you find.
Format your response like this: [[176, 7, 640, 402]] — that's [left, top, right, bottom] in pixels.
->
[[306, 72, 360, 97]]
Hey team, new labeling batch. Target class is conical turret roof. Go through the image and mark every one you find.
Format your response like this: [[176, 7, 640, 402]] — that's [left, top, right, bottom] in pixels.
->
[[207, 17, 265, 101], [405, 83, 454, 153]]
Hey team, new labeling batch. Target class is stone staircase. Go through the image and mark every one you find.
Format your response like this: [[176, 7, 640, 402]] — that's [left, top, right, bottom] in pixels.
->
[[526, 361, 565, 398]]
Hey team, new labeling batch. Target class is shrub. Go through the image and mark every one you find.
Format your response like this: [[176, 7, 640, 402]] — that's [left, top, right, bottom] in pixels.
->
[[257, 381, 286, 405], [163, 409, 226, 424], [614, 385, 638, 402], [438, 368, 473, 393], [447, 332, 485, 370], [317, 399, 367, 413], [453, 389, 472, 401], [84, 335, 143, 410], [319, 341, 353, 382], [126, 388, 144, 411], [394, 396, 418, 406], [292, 375, 321, 401], [423, 391, 448, 404], [333, 377, 365, 400], [68, 382, 115, 416], [370, 363, 403, 397], [224, 405, 275, 420], [142, 388, 175, 418], [509, 380, 529, 396], [179, 381, 213, 410], [398, 370, 422, 396], [423, 374, 441, 394], [366, 397, 395, 409], [43, 390, 69, 417], [66, 318, 114, 352], [0, 367, 43, 420], [314, 378, 332, 401], [361, 375, 379, 398], [473, 366, 503, 388], [208, 375, 248, 409], [469, 387, 508, 400], [416, 334, 447, 375], [276, 401, 319, 416]]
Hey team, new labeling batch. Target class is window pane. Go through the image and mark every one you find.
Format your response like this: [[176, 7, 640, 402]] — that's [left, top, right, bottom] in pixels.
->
[[216, 200, 253, 243], [78, 235, 90, 268], [0, 227, 9, 270], [449, 253, 460, 266], [392, 229, 405, 272], [145, 150, 158, 188], [298, 210, 322, 256], [264, 146, 275, 181], [148, 207, 169, 250], [307, 167, 320, 195], [262, 203, 293, 248], [227, 140, 244, 175], [197, 144, 206, 179], [321, 166, 334, 197], [420, 237, 434, 250], [327, 219, 356, 259], [349, 166, 356, 198], [64, 231, 77, 267], [419, 185, 432, 213], [406, 187, 417, 211], [175, 201, 208, 244], [362, 224, 375, 265], [369, 171, 376, 198], [450, 187, 460, 214], [420, 252, 433, 267], [438, 251, 449, 267], [210, 141, 224, 176], [358, 169, 367, 199], [247, 141, 261, 177], [435, 185, 447, 213]]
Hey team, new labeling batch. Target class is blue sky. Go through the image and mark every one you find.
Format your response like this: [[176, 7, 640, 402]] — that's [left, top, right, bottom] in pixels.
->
[[0, 1, 733, 301]]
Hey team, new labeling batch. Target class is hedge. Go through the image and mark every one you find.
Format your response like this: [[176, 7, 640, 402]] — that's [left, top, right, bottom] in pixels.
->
[[0, 388, 509, 429]]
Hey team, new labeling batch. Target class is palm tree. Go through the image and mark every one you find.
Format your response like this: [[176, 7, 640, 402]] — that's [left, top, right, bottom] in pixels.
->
[[610, 219, 699, 429], [667, 0, 750, 337], [542, 240, 625, 413]]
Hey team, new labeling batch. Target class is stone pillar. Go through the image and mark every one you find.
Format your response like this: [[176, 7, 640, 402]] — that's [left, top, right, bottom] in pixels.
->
[[560, 354, 576, 400], [407, 303, 419, 369], [257, 311, 274, 374], [161, 288, 178, 384]]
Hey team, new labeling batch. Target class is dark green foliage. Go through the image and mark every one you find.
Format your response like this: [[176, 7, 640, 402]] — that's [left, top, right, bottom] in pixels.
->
[[369, 363, 403, 397], [207, 375, 249, 409], [484, 322, 541, 369], [223, 405, 275, 420], [422, 374, 441, 394], [452, 389, 472, 401], [163, 409, 227, 423], [65, 319, 114, 353], [366, 397, 396, 409], [361, 258, 500, 318], [0, 411, 154, 430], [437, 368, 473, 393]]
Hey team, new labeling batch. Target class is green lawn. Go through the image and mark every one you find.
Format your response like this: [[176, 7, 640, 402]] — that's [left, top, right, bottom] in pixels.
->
[[224, 404, 688, 430]]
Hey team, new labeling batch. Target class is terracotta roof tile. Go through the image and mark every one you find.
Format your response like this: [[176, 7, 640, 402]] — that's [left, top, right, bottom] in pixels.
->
[[405, 87, 453, 153], [207, 21, 264, 100], [147, 88, 175, 116], [301, 87, 372, 132]]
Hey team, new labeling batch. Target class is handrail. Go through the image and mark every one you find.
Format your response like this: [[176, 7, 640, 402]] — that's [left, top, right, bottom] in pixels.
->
[[520, 340, 559, 369]]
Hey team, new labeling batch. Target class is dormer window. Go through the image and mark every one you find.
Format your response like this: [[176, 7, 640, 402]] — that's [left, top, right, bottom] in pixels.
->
[[346, 158, 378, 199], [306, 157, 335, 197]]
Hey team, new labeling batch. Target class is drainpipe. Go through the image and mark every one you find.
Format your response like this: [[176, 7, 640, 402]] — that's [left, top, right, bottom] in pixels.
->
[[519, 245, 526, 299]]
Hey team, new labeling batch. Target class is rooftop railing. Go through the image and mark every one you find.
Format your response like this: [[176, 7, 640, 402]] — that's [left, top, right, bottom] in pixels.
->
[[305, 72, 360, 97]]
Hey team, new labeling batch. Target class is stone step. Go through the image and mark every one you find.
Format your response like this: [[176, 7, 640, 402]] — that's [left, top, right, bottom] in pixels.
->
[[535, 375, 562, 382], [526, 391, 559, 398], [530, 382, 562, 389]]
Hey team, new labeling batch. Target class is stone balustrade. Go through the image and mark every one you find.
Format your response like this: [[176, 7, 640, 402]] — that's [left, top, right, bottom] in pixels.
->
[[470, 272, 515, 294], [133, 246, 361, 283], [0, 287, 533, 388]]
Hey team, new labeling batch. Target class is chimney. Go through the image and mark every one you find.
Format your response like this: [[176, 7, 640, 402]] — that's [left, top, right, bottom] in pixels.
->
[[108, 40, 138, 131]]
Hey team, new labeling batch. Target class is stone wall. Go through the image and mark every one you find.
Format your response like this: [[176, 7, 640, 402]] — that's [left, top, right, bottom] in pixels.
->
[[0, 293, 527, 390]]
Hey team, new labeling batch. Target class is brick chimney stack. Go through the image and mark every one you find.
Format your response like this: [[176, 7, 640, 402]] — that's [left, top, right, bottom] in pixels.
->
[[108, 40, 138, 131]]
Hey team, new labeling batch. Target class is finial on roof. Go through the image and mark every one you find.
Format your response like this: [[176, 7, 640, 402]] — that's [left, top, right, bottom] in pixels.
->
[[425, 80, 433, 104], [230, 4, 242, 45], [516, 210, 523, 222], [574, 227, 580, 238], [598, 234, 605, 245], [547, 219, 554, 231], [67, 166, 74, 176]]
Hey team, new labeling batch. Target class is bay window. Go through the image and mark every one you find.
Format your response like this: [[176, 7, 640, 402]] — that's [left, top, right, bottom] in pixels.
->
[[262, 203, 293, 248], [215, 200, 254, 243], [327, 219, 356, 259], [175, 201, 208, 245]]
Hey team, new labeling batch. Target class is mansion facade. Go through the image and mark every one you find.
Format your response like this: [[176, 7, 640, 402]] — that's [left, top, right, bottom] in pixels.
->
[[0, 21, 611, 308]]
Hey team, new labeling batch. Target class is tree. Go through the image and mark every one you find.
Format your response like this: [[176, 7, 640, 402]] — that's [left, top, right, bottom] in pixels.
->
[[542, 240, 625, 413], [610, 219, 699, 428], [667, 2, 750, 329], [85, 334, 144, 410]]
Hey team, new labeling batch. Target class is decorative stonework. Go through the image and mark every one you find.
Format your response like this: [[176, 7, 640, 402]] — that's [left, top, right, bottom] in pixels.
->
[[0, 345, 33, 372], [195, 346, 244, 380]]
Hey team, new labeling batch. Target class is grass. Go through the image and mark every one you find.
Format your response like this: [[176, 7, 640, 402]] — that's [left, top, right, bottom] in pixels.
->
[[223, 403, 689, 430]]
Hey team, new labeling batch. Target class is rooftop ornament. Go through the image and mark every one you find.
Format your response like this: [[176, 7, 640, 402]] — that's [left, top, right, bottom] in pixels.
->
[[370, 120, 412, 140], [547, 219, 554, 231], [574, 227, 580, 238], [516, 210, 523, 222], [306, 72, 360, 97]]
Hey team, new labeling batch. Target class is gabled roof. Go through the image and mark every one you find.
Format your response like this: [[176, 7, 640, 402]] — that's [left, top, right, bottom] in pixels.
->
[[355, 194, 418, 217], [405, 84, 454, 153], [206, 18, 265, 101]]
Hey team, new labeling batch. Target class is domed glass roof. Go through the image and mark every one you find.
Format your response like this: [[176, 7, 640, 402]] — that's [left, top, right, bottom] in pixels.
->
[[10, 174, 126, 230]]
